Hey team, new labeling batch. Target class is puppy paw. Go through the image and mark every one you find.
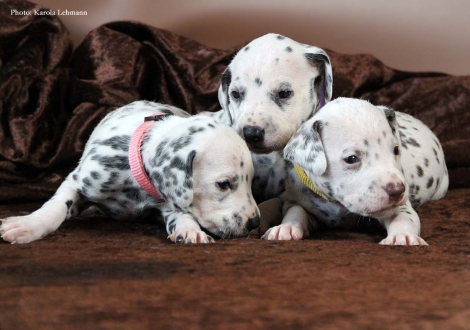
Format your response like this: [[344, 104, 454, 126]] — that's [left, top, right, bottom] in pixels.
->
[[0, 215, 46, 244], [379, 233, 428, 246], [261, 224, 306, 241], [168, 230, 215, 244]]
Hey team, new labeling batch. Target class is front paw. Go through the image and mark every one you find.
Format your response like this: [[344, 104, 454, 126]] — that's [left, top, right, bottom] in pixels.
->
[[261, 224, 307, 241], [0, 216, 44, 244], [379, 233, 428, 246], [168, 230, 215, 244]]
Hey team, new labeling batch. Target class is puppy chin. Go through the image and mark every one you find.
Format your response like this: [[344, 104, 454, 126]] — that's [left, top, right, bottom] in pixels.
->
[[345, 200, 394, 218], [365, 199, 407, 218]]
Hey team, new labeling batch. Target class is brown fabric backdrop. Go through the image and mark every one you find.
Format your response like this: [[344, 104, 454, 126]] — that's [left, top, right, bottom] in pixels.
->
[[0, 0, 469, 203]]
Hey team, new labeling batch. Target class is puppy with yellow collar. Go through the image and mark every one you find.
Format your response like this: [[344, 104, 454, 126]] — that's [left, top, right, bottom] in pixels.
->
[[263, 98, 448, 245]]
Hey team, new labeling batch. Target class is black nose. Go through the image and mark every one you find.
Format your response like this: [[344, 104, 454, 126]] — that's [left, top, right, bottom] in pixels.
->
[[245, 215, 260, 231], [384, 182, 405, 202], [243, 126, 264, 145]]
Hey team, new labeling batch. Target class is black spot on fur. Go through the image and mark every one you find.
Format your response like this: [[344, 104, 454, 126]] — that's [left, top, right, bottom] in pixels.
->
[[416, 166, 424, 177], [276, 35, 285, 40], [255, 78, 262, 86], [407, 138, 421, 148], [101, 171, 119, 189], [65, 200, 73, 209], [90, 171, 101, 180], [285, 46, 292, 52], [123, 187, 141, 200], [188, 126, 206, 135], [171, 136, 192, 152], [91, 155, 130, 170], [152, 171, 164, 187], [94, 135, 131, 152], [426, 177, 434, 189], [244, 46, 249, 51], [72, 174, 78, 181], [232, 213, 243, 227], [433, 148, 440, 164], [82, 177, 93, 187], [221, 67, 232, 107], [170, 156, 186, 172], [424, 158, 429, 167]]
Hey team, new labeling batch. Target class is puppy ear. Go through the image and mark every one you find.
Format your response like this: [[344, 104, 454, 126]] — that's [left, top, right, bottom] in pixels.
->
[[219, 67, 233, 125], [377, 105, 399, 138], [304, 50, 333, 111], [150, 149, 196, 210], [284, 120, 327, 176]]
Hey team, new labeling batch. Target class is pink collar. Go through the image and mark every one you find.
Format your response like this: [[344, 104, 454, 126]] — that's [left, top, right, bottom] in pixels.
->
[[128, 113, 169, 200]]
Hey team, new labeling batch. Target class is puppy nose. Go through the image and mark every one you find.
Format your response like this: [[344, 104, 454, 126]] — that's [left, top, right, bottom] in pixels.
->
[[243, 126, 264, 144], [245, 215, 260, 231], [384, 182, 405, 201]]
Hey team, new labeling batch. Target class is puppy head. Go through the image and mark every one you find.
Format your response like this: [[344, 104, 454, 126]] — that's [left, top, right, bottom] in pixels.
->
[[188, 122, 260, 237], [284, 98, 407, 217], [219, 33, 332, 153], [149, 116, 259, 237]]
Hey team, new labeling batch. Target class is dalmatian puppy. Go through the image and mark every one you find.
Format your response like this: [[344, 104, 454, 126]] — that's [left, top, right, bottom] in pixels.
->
[[264, 98, 448, 245], [203, 33, 333, 202], [0, 101, 260, 244]]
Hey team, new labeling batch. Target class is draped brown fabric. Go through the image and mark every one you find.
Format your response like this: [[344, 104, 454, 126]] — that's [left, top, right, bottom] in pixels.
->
[[0, 0, 469, 203]]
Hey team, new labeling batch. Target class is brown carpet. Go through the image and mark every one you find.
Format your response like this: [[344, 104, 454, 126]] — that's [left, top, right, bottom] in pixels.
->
[[1, 188, 469, 329]]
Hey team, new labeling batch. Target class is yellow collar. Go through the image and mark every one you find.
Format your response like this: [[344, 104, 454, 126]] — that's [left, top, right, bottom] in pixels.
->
[[294, 164, 329, 201]]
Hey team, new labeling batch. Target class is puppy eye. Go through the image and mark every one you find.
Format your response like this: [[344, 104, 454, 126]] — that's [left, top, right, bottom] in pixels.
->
[[216, 180, 231, 190], [394, 146, 400, 156], [344, 155, 359, 164], [231, 90, 241, 100], [278, 90, 292, 99]]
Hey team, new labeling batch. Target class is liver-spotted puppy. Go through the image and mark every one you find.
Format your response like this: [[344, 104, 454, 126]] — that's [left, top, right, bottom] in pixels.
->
[[203, 33, 333, 203], [265, 98, 448, 245], [1, 101, 260, 244]]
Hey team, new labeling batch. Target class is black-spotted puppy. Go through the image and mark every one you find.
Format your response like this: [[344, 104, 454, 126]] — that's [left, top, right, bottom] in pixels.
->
[[203, 33, 333, 202], [264, 98, 448, 245], [1, 101, 260, 244]]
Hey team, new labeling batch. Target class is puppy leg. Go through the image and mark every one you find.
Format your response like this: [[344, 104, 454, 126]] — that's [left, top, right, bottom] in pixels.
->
[[163, 208, 215, 244], [261, 202, 310, 240], [378, 201, 427, 246], [1, 177, 81, 244]]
